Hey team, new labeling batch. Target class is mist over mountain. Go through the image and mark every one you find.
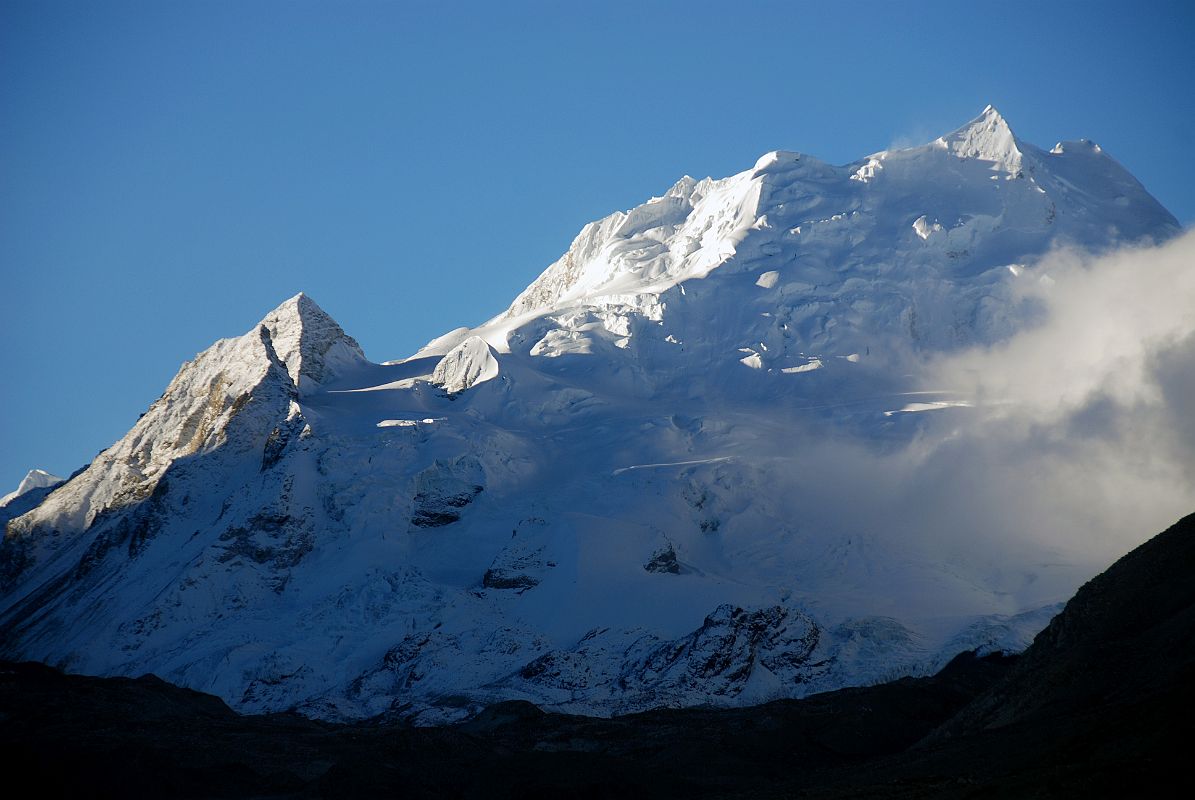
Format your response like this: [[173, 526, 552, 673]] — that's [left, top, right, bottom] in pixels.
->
[[1, 108, 1188, 724]]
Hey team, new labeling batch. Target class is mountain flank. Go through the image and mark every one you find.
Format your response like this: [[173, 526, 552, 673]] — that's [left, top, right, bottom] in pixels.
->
[[3, 512, 1190, 798]]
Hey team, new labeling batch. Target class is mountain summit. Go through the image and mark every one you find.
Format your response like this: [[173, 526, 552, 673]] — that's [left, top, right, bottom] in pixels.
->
[[0, 470, 62, 508], [468, 104, 1175, 371], [258, 292, 366, 392], [940, 104, 1023, 171], [0, 109, 1181, 723]]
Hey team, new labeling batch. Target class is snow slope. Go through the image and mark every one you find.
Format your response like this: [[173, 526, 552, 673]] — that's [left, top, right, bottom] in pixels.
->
[[0, 108, 1181, 723]]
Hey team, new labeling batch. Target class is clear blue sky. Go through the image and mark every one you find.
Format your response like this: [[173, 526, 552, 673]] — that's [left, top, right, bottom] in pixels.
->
[[2, 0, 1193, 490]]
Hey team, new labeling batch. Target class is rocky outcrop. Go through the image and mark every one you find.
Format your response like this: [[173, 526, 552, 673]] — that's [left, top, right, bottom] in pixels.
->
[[483, 519, 552, 590], [408, 456, 485, 529], [430, 336, 499, 394], [643, 543, 680, 574], [497, 603, 924, 716]]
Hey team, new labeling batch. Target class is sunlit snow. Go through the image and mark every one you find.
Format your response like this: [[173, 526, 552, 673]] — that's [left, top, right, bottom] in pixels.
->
[[0, 108, 1186, 724]]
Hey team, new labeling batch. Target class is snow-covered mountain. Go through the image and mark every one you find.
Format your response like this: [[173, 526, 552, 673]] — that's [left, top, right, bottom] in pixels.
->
[[0, 469, 63, 509], [0, 108, 1181, 723], [0, 469, 65, 529]]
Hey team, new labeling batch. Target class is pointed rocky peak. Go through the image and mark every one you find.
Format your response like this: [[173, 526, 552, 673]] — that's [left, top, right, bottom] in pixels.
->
[[257, 293, 366, 392], [0, 469, 64, 508], [259, 292, 340, 338], [939, 105, 1024, 174]]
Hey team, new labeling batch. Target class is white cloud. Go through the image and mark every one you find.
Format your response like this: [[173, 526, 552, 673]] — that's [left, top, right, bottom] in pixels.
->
[[913, 230, 1195, 566], [753, 231, 1195, 609]]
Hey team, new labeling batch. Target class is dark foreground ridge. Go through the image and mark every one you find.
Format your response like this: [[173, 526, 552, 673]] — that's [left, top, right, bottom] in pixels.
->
[[3, 512, 1193, 798]]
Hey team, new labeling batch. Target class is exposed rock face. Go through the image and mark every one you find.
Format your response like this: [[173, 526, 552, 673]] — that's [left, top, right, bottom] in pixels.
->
[[644, 543, 680, 574], [3, 294, 361, 557], [258, 292, 366, 392], [517, 605, 823, 700], [489, 604, 924, 717], [483, 518, 551, 590], [408, 456, 485, 529], [0, 294, 366, 670]]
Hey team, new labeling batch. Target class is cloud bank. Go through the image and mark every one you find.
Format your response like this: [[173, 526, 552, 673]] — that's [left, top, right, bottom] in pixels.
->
[[905, 230, 1195, 581], [756, 230, 1195, 610], [925, 229, 1195, 548]]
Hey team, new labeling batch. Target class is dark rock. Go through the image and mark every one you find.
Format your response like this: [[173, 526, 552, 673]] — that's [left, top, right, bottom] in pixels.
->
[[409, 458, 486, 529], [409, 486, 483, 528], [482, 569, 539, 590], [644, 544, 680, 574]]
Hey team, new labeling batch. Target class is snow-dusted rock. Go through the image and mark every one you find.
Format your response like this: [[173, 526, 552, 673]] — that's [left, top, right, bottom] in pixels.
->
[[430, 336, 499, 394]]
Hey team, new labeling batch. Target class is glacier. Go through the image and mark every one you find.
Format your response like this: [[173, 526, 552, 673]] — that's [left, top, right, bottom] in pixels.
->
[[0, 107, 1182, 723]]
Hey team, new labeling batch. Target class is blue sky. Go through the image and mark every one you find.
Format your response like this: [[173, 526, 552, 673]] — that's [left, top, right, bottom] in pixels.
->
[[2, 0, 1193, 490]]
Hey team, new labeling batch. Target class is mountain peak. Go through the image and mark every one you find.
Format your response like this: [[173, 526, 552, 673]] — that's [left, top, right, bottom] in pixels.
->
[[262, 292, 332, 329], [963, 104, 1012, 134], [257, 293, 365, 392], [1, 111, 1182, 728], [0, 469, 64, 508], [938, 104, 1023, 173]]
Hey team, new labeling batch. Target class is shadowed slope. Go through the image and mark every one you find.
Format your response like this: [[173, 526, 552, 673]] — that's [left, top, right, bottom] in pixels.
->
[[2, 512, 1192, 797]]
